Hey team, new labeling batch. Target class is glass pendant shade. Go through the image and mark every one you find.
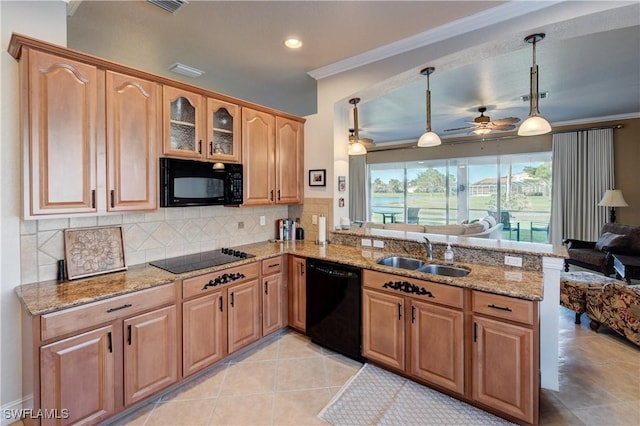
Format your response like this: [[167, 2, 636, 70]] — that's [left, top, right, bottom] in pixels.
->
[[417, 131, 442, 147], [348, 141, 367, 155], [518, 115, 552, 136]]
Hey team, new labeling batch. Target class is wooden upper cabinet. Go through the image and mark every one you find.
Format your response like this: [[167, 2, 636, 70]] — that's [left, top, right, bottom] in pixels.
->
[[162, 86, 205, 159], [207, 98, 241, 163], [275, 117, 304, 204], [242, 107, 276, 205], [106, 71, 159, 211], [25, 48, 98, 216]]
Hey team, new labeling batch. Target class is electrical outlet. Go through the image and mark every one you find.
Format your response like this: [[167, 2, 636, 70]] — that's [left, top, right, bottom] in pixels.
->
[[312, 215, 318, 225], [361, 238, 372, 247], [238, 221, 244, 230], [373, 240, 385, 249], [504, 255, 523, 267], [259, 215, 265, 226]]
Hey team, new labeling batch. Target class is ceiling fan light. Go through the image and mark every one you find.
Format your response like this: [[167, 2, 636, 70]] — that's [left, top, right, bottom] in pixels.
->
[[517, 115, 551, 136], [473, 128, 492, 135], [348, 141, 367, 155], [417, 131, 441, 147]]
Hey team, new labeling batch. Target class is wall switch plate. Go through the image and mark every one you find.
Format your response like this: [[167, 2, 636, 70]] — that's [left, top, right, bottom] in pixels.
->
[[504, 255, 523, 267], [373, 240, 385, 249], [259, 215, 265, 226], [238, 221, 244, 230], [361, 238, 372, 247], [312, 215, 318, 225]]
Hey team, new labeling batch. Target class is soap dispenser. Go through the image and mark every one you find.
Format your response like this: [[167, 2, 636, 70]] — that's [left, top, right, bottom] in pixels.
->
[[444, 244, 454, 263]]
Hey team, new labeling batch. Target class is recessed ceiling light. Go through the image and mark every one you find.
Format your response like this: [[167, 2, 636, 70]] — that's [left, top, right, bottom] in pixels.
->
[[284, 38, 303, 49], [169, 62, 205, 78]]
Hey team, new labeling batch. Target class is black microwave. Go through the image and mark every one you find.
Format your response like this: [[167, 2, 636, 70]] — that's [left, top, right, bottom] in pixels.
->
[[160, 158, 243, 207]]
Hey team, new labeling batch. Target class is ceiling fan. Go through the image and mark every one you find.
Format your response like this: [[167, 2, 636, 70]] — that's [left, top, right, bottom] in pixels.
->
[[444, 107, 520, 135]]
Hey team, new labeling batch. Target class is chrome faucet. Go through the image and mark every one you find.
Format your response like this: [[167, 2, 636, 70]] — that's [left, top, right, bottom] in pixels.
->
[[423, 236, 433, 260]]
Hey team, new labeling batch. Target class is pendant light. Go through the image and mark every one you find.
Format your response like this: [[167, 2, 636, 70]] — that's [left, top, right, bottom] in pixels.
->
[[518, 33, 552, 136], [348, 97, 369, 156], [417, 67, 441, 147]]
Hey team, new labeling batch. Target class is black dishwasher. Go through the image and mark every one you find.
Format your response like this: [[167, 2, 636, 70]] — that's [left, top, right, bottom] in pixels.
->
[[306, 259, 363, 361]]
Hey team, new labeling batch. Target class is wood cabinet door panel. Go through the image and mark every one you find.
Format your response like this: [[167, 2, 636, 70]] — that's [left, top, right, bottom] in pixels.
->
[[28, 49, 98, 215], [183, 292, 227, 377], [227, 279, 261, 354], [163, 86, 204, 159], [275, 117, 303, 204], [242, 107, 275, 205], [207, 98, 241, 163], [362, 289, 405, 370], [472, 316, 534, 423], [288, 256, 306, 331], [124, 305, 177, 405], [262, 273, 284, 336], [106, 71, 158, 211], [409, 299, 464, 394], [40, 325, 115, 425]]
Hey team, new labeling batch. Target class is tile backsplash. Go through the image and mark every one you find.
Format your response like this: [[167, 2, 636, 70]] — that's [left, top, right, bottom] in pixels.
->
[[20, 205, 288, 284]]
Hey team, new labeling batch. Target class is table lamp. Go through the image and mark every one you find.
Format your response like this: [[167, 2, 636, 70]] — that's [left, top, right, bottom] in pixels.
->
[[598, 189, 628, 223]]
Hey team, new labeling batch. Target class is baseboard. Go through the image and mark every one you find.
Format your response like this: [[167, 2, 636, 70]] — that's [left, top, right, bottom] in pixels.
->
[[1, 394, 32, 426]]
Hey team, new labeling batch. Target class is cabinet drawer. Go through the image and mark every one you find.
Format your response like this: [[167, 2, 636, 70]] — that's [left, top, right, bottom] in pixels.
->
[[182, 262, 259, 299], [41, 283, 176, 341], [363, 270, 463, 309], [472, 291, 535, 325], [262, 256, 283, 275]]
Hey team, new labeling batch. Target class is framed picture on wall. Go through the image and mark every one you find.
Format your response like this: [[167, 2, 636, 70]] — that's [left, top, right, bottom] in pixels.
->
[[309, 169, 326, 187]]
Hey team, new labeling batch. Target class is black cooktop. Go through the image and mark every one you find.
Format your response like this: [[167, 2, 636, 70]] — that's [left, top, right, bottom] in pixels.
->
[[149, 248, 255, 274]]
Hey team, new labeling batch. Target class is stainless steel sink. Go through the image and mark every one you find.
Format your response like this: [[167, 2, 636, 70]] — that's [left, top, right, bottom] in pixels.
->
[[376, 256, 424, 270], [418, 264, 470, 277]]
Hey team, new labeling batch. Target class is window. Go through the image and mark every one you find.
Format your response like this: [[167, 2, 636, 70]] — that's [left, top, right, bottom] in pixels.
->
[[367, 152, 552, 242]]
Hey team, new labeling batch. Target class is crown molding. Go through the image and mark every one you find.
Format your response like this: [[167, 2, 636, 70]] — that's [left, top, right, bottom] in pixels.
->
[[307, 1, 561, 80]]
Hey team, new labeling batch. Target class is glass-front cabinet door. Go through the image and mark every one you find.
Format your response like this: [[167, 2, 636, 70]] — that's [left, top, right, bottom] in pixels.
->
[[163, 86, 204, 159], [207, 98, 241, 163]]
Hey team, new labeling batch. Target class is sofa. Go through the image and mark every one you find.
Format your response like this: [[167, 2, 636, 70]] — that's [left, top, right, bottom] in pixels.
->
[[366, 215, 504, 239], [564, 223, 640, 275], [586, 282, 640, 346]]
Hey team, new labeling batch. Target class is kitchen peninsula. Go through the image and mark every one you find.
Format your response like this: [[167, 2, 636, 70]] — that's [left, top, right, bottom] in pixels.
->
[[16, 232, 566, 425]]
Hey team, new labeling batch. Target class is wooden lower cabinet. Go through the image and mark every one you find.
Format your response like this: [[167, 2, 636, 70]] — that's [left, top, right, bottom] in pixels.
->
[[362, 289, 405, 370], [409, 299, 464, 395], [182, 291, 227, 377], [288, 256, 306, 332], [227, 279, 262, 354], [40, 325, 115, 426], [123, 305, 178, 405], [262, 256, 285, 336]]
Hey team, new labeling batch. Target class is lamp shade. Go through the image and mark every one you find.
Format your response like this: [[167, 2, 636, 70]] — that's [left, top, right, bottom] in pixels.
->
[[598, 189, 628, 207], [517, 115, 552, 136], [348, 141, 367, 155], [417, 131, 441, 147]]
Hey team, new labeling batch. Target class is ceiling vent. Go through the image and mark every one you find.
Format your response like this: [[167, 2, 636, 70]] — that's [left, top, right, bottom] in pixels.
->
[[147, 0, 187, 14]]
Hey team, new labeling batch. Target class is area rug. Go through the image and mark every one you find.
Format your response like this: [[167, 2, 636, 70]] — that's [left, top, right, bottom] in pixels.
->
[[318, 363, 514, 425]]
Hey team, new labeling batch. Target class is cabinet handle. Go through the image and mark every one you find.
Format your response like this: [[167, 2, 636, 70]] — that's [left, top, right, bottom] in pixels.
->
[[270, 190, 274, 202], [219, 296, 223, 312], [91, 189, 96, 208], [106, 303, 132, 313], [110, 190, 115, 208], [473, 322, 478, 342], [411, 305, 415, 323], [277, 189, 281, 201], [265, 281, 269, 295], [300, 263, 304, 276], [398, 303, 402, 320], [268, 263, 280, 268], [209, 141, 213, 156], [107, 331, 113, 353], [198, 140, 202, 154], [230, 292, 235, 307], [127, 324, 132, 345], [488, 304, 512, 312]]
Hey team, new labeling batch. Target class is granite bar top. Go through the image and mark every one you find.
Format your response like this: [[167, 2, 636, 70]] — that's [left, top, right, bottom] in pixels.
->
[[16, 239, 549, 316]]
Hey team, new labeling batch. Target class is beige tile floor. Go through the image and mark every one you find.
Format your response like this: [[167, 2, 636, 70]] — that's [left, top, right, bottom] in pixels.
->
[[10, 308, 640, 426]]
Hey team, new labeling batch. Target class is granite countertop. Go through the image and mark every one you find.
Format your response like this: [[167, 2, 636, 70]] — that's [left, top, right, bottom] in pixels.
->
[[17, 239, 548, 316]]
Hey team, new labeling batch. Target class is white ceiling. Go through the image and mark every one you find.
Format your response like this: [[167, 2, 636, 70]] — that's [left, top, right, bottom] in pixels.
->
[[67, 1, 640, 146]]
